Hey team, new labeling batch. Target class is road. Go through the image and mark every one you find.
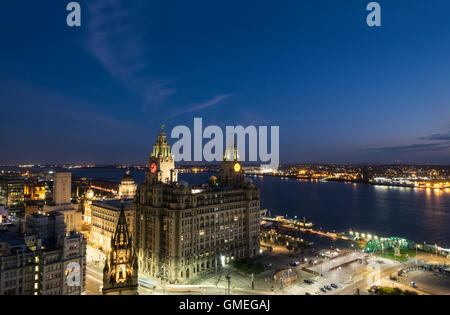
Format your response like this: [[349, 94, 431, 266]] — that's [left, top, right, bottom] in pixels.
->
[[86, 266, 102, 295], [335, 264, 402, 295]]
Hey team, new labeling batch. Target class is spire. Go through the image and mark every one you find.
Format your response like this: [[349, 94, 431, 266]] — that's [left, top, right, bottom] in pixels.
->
[[112, 200, 131, 250], [102, 200, 138, 295]]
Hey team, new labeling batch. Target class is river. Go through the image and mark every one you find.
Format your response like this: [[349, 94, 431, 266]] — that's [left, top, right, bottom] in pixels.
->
[[5, 167, 450, 248]]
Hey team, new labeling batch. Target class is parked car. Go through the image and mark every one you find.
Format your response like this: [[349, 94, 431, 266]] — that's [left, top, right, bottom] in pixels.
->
[[330, 283, 338, 289]]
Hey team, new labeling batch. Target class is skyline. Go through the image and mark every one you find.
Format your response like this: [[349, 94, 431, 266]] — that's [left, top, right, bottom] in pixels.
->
[[1, 0, 450, 164]]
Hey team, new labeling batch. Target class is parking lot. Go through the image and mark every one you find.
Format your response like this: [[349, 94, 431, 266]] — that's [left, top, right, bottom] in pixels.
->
[[406, 269, 450, 294]]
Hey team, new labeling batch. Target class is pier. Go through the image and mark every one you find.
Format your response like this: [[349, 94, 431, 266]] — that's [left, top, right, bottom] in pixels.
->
[[261, 215, 351, 241]]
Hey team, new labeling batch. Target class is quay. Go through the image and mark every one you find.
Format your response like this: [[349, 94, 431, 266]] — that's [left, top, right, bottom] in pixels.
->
[[261, 213, 352, 242]]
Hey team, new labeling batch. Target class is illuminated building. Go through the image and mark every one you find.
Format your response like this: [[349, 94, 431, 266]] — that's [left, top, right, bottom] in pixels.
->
[[53, 173, 71, 205], [83, 202, 92, 225], [149, 125, 178, 184], [0, 176, 25, 219], [102, 202, 138, 295], [25, 182, 47, 201], [32, 185, 47, 200], [44, 172, 81, 234], [25, 201, 42, 217], [90, 200, 135, 252], [82, 189, 94, 225], [135, 128, 260, 283], [118, 170, 137, 199], [73, 177, 90, 200], [0, 212, 86, 295]]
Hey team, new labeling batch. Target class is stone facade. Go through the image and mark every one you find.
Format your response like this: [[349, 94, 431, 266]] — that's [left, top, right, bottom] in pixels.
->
[[0, 212, 86, 295], [44, 172, 81, 234], [90, 200, 135, 252], [135, 129, 260, 283]]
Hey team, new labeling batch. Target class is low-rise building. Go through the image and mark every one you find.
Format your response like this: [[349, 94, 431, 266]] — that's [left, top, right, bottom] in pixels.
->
[[90, 200, 135, 252], [0, 212, 86, 295], [0, 176, 25, 219]]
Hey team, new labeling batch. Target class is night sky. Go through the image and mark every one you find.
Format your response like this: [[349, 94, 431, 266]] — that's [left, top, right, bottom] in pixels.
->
[[1, 0, 450, 165]]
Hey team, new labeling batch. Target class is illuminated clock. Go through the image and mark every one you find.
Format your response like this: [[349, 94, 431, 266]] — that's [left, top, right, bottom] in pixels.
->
[[233, 162, 241, 173], [150, 162, 157, 174]]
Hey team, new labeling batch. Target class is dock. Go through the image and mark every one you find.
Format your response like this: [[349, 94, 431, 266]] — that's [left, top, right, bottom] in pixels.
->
[[261, 215, 351, 241]]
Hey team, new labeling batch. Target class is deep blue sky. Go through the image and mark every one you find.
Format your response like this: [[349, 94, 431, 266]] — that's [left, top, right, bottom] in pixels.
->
[[1, 0, 449, 165]]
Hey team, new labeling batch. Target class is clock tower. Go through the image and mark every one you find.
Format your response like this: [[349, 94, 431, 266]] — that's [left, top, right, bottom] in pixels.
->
[[147, 125, 178, 184], [219, 145, 244, 185]]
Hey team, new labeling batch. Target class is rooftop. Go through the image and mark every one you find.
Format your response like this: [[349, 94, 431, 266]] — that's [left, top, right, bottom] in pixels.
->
[[0, 229, 25, 248], [92, 199, 134, 211]]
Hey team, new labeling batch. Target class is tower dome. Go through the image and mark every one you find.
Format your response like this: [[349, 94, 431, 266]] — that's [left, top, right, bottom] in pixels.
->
[[118, 170, 137, 199], [122, 170, 133, 181]]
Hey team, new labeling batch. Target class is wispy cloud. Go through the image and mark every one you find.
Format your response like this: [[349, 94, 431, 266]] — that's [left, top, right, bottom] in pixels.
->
[[2, 82, 142, 133], [86, 0, 175, 109], [359, 128, 450, 160], [418, 133, 450, 141], [362, 142, 450, 154], [171, 94, 233, 116]]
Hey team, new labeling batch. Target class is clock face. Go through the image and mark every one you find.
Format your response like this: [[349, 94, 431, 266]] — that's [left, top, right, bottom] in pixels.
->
[[233, 162, 241, 173], [150, 162, 157, 174]]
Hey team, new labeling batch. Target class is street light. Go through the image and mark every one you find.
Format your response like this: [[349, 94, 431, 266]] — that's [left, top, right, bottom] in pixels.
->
[[251, 273, 254, 290], [225, 274, 231, 295], [161, 266, 166, 295], [273, 275, 276, 295]]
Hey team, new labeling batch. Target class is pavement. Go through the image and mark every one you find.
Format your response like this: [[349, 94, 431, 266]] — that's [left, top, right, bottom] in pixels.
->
[[84, 243, 448, 295]]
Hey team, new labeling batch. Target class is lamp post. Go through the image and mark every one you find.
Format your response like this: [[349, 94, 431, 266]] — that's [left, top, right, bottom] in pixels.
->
[[251, 273, 254, 290], [225, 274, 231, 295], [273, 275, 276, 295], [287, 269, 292, 287], [161, 266, 166, 295]]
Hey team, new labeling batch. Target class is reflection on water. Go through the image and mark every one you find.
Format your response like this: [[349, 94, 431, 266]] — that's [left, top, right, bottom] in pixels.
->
[[12, 167, 450, 248], [251, 175, 450, 248]]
